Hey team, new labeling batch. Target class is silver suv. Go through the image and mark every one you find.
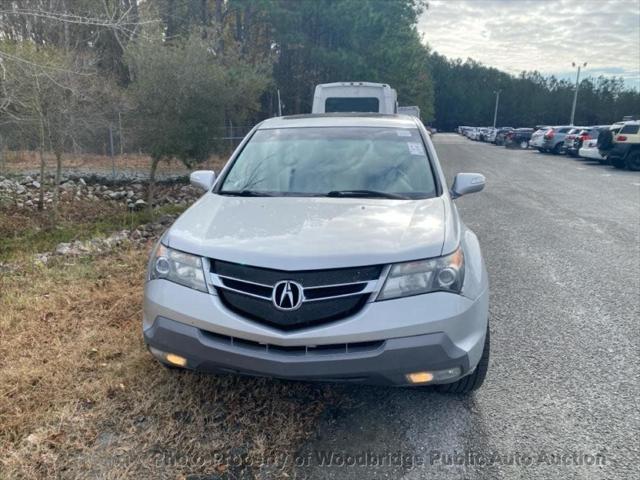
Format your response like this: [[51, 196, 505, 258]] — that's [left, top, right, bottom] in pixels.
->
[[143, 114, 490, 393], [530, 125, 574, 154]]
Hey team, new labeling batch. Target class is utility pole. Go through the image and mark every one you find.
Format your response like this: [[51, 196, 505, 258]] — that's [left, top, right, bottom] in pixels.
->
[[570, 62, 587, 126], [492, 90, 501, 128]]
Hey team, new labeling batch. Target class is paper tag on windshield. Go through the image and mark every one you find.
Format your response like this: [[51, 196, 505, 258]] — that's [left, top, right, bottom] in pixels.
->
[[407, 142, 425, 155], [396, 130, 412, 137]]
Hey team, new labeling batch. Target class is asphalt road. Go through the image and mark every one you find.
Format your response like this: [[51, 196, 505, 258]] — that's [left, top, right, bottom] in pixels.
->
[[295, 134, 640, 479]]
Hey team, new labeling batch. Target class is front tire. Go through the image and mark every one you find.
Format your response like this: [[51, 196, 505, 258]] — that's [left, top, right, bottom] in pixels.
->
[[436, 327, 490, 394]]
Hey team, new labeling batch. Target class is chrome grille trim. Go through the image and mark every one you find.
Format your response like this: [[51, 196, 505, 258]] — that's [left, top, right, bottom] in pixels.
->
[[209, 274, 272, 300], [209, 272, 379, 303], [215, 273, 272, 289]]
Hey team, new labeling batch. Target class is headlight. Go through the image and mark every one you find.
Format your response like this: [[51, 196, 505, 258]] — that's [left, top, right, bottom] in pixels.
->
[[148, 243, 208, 293], [377, 248, 464, 300]]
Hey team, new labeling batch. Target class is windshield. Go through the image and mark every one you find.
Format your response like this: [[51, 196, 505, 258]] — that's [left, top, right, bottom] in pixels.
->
[[218, 127, 437, 199]]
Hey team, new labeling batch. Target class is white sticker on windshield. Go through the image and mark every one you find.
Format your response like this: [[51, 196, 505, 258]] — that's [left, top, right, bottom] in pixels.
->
[[407, 142, 425, 156], [396, 130, 412, 137]]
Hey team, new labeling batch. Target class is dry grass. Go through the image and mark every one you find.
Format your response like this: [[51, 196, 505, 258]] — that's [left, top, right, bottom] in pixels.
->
[[0, 247, 343, 479]]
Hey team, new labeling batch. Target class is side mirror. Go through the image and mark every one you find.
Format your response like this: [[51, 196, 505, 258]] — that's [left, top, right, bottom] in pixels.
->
[[190, 170, 216, 191], [450, 173, 485, 199]]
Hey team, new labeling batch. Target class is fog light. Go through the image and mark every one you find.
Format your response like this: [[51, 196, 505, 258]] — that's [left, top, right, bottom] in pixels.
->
[[149, 346, 187, 368], [406, 372, 434, 384], [406, 367, 463, 384], [165, 353, 188, 367]]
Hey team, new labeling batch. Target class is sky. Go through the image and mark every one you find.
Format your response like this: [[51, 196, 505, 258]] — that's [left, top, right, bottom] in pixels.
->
[[417, 0, 640, 90]]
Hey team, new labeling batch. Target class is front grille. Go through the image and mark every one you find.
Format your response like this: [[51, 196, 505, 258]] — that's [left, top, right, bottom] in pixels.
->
[[200, 328, 385, 356], [210, 260, 384, 330], [212, 260, 382, 287]]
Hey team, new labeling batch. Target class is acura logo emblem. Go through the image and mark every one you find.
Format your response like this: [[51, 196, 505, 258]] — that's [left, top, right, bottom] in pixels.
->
[[272, 280, 304, 311]]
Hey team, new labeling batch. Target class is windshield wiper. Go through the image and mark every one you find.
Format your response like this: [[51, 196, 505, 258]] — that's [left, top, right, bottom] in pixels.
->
[[326, 190, 408, 199], [218, 190, 275, 197]]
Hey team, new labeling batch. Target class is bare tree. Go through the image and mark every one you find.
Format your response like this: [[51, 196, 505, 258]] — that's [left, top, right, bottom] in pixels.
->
[[0, 40, 121, 217]]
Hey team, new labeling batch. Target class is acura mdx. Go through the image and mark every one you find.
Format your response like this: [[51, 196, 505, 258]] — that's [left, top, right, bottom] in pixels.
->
[[143, 114, 490, 393]]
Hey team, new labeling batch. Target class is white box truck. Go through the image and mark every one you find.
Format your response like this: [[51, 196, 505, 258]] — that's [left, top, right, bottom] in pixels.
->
[[312, 82, 398, 114]]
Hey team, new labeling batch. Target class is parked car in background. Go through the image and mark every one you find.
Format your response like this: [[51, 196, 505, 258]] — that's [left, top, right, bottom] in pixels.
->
[[562, 127, 587, 156], [493, 127, 514, 146], [568, 126, 607, 157], [578, 137, 605, 162], [458, 118, 639, 170], [597, 121, 626, 163], [504, 128, 534, 149], [529, 126, 550, 150], [532, 126, 573, 154], [605, 121, 640, 170]]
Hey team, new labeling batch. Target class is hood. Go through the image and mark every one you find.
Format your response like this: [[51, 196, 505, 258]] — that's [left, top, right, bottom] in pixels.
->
[[165, 193, 447, 270]]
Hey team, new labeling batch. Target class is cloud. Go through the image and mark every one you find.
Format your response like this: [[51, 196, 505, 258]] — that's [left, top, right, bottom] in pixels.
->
[[417, 0, 640, 89]]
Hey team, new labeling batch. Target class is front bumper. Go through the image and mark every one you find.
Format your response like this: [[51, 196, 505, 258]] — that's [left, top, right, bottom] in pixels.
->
[[143, 280, 488, 386], [145, 317, 477, 386], [579, 148, 603, 160], [529, 137, 544, 148], [505, 137, 528, 146]]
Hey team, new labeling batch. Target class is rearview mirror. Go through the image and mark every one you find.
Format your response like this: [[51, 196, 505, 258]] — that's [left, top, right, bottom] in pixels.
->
[[190, 170, 216, 191], [450, 173, 485, 199]]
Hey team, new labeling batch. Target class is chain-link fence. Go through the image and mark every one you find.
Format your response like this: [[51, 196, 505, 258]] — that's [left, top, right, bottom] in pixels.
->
[[1, 124, 256, 181]]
